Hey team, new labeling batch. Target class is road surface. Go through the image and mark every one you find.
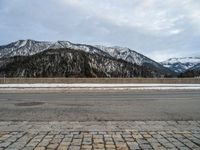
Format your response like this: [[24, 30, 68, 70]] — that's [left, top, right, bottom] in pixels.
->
[[0, 90, 200, 121]]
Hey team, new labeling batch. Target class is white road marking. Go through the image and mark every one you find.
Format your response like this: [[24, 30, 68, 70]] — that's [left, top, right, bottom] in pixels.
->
[[0, 84, 200, 90]]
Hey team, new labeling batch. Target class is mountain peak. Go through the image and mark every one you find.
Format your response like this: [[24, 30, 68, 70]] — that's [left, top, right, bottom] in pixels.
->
[[161, 57, 200, 73], [162, 57, 200, 64]]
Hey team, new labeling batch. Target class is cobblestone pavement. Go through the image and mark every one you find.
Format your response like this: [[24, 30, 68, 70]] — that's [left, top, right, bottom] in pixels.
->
[[0, 121, 200, 150]]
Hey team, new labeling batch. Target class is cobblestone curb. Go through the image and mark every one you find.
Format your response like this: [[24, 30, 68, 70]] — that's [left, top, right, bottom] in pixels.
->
[[0, 121, 200, 150]]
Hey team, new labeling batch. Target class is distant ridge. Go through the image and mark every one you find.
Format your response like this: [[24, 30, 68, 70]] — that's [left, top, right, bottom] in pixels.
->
[[161, 57, 200, 73]]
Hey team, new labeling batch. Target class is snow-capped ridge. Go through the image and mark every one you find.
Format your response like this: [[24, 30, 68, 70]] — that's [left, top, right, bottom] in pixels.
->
[[162, 57, 200, 64], [161, 57, 200, 73], [189, 63, 200, 71], [94, 45, 160, 66], [0, 39, 111, 59]]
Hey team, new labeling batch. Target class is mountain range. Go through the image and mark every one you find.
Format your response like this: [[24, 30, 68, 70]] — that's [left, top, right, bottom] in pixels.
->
[[0, 48, 165, 78], [0, 39, 168, 69], [0, 39, 199, 77]]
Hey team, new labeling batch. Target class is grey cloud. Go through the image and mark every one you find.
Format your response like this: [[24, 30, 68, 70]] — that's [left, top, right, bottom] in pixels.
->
[[0, 0, 200, 61]]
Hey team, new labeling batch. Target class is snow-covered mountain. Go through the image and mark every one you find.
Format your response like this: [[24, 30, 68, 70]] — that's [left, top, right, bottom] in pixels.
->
[[0, 39, 109, 58], [161, 57, 200, 73], [0, 39, 174, 76], [0, 48, 166, 78], [179, 63, 200, 77], [94, 45, 174, 75], [95, 45, 159, 66], [190, 63, 200, 71]]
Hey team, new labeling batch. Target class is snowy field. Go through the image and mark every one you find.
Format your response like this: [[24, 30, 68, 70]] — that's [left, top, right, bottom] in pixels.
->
[[1, 84, 200, 90]]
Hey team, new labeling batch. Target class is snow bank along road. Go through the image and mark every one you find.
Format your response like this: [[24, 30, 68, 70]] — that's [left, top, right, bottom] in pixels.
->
[[1, 84, 200, 91]]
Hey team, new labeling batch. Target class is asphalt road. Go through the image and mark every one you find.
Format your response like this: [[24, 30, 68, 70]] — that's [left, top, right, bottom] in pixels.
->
[[0, 90, 200, 121]]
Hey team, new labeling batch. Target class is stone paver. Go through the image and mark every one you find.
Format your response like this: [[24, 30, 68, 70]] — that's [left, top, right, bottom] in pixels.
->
[[0, 121, 200, 150]]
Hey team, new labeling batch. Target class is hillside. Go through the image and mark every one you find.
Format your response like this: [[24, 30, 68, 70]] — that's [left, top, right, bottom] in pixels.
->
[[0, 48, 165, 78]]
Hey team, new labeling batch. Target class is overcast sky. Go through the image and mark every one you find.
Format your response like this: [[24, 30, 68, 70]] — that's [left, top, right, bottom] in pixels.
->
[[0, 0, 200, 61]]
